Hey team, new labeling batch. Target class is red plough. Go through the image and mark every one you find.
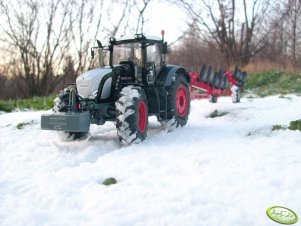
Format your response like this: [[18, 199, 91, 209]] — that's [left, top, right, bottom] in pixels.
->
[[189, 65, 247, 103]]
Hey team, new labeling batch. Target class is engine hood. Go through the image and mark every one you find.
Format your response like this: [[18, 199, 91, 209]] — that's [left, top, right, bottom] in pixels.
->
[[76, 67, 112, 99]]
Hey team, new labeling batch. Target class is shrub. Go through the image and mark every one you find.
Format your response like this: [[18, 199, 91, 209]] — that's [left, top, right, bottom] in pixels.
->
[[0, 95, 55, 112], [16, 120, 34, 130], [288, 120, 301, 131], [272, 125, 287, 131], [102, 177, 117, 186], [245, 71, 301, 96], [0, 101, 15, 112]]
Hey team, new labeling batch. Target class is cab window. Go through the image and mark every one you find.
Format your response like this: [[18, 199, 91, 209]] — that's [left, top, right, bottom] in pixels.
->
[[146, 44, 161, 66]]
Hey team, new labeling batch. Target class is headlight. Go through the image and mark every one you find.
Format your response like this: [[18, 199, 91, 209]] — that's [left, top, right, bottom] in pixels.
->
[[134, 34, 145, 39]]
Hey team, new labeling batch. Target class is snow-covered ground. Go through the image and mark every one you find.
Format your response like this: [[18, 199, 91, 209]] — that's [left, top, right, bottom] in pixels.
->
[[0, 95, 301, 226]]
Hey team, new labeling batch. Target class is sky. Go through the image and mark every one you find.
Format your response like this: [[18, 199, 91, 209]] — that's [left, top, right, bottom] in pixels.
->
[[96, 0, 190, 46], [120, 0, 259, 45], [132, 0, 188, 44]]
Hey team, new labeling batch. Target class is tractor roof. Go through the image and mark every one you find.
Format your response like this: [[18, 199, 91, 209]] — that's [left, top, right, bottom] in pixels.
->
[[109, 34, 163, 45]]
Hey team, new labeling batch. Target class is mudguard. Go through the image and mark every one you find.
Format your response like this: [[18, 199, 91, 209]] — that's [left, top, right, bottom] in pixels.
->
[[157, 65, 190, 86], [96, 73, 113, 101]]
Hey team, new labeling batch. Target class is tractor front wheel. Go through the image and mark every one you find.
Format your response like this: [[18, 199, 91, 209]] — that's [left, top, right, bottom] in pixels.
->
[[116, 86, 148, 145]]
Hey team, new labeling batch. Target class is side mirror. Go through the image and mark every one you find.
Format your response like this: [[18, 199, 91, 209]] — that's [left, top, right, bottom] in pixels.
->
[[97, 40, 102, 48], [91, 48, 95, 59], [162, 42, 168, 54]]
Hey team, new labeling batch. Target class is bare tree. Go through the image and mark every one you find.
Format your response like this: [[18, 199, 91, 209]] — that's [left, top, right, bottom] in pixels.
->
[[259, 0, 301, 70], [68, 0, 132, 72], [0, 0, 132, 98], [110, 0, 132, 37], [134, 0, 151, 34], [68, 0, 104, 74], [173, 0, 282, 67], [286, 0, 301, 68], [168, 23, 221, 71], [0, 0, 72, 97]]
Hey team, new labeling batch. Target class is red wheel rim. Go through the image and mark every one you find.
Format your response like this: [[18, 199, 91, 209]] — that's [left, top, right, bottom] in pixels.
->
[[138, 100, 147, 133], [176, 85, 188, 117]]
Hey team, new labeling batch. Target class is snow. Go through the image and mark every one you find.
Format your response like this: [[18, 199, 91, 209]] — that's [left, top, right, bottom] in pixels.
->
[[1, 95, 301, 226]]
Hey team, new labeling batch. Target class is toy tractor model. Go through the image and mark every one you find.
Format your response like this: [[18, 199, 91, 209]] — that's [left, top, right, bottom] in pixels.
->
[[41, 32, 190, 145]]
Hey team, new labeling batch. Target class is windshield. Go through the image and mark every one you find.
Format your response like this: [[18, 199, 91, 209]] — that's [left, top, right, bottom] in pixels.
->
[[113, 43, 142, 66]]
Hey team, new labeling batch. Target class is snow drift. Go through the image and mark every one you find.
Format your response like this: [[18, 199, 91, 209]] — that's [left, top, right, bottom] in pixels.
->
[[0, 95, 301, 226]]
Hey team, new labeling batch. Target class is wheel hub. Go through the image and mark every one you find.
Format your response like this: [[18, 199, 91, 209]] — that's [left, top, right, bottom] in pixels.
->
[[176, 85, 188, 117], [138, 101, 147, 133]]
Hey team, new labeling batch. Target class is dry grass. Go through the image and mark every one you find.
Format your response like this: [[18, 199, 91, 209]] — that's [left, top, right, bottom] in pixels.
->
[[243, 59, 296, 74]]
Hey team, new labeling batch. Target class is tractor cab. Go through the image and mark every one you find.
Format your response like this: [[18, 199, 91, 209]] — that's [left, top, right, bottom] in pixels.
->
[[92, 33, 168, 86]]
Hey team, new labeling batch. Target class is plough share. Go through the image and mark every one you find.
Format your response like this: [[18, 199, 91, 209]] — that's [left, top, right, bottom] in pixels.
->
[[189, 65, 247, 103]]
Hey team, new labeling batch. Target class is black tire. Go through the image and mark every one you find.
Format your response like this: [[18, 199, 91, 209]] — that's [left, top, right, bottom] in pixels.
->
[[116, 86, 148, 145], [161, 74, 190, 131], [53, 88, 88, 140], [53, 92, 70, 113]]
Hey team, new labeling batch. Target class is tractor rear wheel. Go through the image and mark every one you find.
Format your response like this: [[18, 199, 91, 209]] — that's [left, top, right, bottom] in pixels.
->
[[161, 74, 190, 131], [116, 86, 148, 145]]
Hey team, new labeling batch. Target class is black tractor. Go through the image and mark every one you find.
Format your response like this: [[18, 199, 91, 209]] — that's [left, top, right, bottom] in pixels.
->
[[41, 32, 190, 145]]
